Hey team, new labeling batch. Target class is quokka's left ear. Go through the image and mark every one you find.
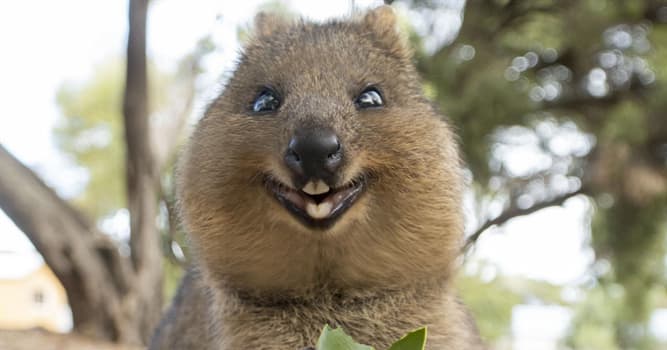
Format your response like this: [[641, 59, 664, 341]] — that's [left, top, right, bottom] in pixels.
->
[[361, 5, 410, 59]]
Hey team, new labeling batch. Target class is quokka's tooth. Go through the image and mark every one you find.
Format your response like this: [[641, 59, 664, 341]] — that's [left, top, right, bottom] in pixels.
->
[[305, 201, 333, 219], [302, 180, 330, 195]]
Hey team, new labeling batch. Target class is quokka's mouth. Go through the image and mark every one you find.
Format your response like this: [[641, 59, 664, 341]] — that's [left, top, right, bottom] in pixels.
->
[[264, 176, 366, 229]]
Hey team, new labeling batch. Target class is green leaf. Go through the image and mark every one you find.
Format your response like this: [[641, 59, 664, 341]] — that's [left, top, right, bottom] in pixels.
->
[[388, 327, 427, 350], [316, 325, 374, 350]]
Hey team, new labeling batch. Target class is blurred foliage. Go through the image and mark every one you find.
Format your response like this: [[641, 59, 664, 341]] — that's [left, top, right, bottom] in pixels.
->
[[457, 266, 566, 342], [457, 272, 521, 341], [567, 286, 624, 350], [406, 0, 667, 348], [55, 62, 126, 219], [55, 61, 172, 219]]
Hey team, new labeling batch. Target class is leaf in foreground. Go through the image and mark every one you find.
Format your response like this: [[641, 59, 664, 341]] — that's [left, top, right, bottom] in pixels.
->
[[388, 327, 427, 350], [317, 325, 374, 350]]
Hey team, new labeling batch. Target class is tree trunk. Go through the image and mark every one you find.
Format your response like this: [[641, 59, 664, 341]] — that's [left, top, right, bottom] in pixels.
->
[[122, 0, 164, 343]]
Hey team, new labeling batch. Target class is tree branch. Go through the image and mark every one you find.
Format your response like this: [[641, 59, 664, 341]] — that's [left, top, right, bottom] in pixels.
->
[[464, 187, 588, 252], [0, 145, 132, 340]]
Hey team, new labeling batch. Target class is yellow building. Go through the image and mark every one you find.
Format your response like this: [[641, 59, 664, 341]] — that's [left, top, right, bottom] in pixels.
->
[[0, 252, 72, 333]]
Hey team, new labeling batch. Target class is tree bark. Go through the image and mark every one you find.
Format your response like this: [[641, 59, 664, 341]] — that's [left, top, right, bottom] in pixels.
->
[[122, 0, 164, 343]]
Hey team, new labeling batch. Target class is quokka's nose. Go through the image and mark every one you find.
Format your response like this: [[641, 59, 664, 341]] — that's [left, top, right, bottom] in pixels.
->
[[284, 128, 343, 183]]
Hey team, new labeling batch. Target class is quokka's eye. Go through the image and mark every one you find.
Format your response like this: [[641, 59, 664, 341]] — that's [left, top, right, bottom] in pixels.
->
[[355, 86, 384, 109], [252, 88, 281, 113]]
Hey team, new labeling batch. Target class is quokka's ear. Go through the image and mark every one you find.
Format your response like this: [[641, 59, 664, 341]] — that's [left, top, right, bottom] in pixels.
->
[[361, 5, 410, 59], [363, 5, 397, 33], [253, 12, 290, 37]]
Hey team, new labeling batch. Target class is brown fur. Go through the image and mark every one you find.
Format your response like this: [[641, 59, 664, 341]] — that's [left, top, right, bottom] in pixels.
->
[[150, 6, 484, 350]]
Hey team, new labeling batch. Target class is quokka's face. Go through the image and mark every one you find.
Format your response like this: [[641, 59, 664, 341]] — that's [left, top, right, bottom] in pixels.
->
[[218, 23, 425, 232], [178, 8, 464, 291]]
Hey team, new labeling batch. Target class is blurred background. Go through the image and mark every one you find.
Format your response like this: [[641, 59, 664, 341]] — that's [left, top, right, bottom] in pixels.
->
[[0, 0, 666, 349]]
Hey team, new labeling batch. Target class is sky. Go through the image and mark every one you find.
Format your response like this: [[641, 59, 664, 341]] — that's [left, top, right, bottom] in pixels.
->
[[0, 0, 593, 288]]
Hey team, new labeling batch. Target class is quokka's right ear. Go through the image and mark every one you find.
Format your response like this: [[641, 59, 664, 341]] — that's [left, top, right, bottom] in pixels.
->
[[254, 12, 290, 37]]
